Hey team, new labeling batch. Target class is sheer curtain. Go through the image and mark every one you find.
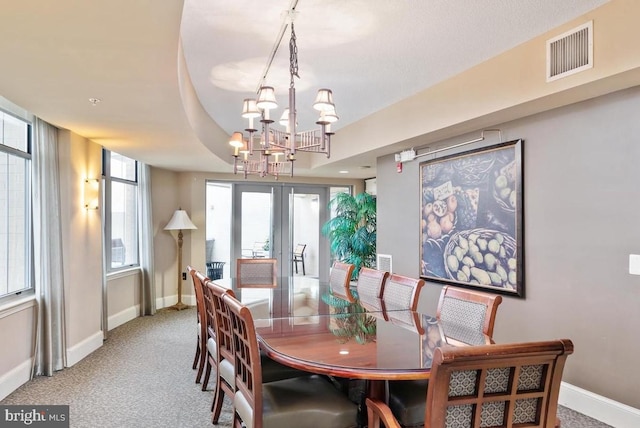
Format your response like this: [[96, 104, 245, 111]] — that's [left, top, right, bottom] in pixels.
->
[[32, 117, 67, 376], [138, 163, 156, 315]]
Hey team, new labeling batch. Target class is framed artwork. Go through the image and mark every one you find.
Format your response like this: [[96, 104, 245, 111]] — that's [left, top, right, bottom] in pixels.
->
[[419, 139, 524, 297]]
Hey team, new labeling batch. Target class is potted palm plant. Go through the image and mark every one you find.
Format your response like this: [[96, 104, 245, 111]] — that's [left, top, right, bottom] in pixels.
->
[[321, 191, 377, 279]]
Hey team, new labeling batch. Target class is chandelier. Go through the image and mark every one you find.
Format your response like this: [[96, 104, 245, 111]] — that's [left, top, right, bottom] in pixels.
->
[[230, 19, 339, 179]]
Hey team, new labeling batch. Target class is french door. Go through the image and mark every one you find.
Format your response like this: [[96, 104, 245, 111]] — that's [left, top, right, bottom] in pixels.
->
[[231, 183, 330, 282]]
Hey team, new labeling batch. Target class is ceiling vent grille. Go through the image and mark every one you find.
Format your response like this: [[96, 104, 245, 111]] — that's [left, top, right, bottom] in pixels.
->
[[546, 21, 593, 82], [376, 254, 392, 273]]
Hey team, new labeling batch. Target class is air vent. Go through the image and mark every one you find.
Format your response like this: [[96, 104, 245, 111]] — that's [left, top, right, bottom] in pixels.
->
[[376, 254, 392, 273], [546, 21, 593, 82]]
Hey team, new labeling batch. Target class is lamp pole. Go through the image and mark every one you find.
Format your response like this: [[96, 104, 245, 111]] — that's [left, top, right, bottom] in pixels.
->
[[164, 209, 197, 311], [171, 229, 187, 311]]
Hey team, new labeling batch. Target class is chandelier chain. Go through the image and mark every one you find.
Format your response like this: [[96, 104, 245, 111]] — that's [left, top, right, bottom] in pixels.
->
[[289, 23, 299, 87]]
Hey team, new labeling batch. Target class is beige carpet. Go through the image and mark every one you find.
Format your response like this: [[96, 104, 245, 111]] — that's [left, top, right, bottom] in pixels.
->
[[2, 307, 612, 427], [2, 308, 232, 427]]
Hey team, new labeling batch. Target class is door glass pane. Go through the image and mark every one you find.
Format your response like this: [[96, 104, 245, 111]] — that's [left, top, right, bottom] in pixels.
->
[[205, 182, 232, 279], [241, 192, 272, 259], [291, 192, 319, 277]]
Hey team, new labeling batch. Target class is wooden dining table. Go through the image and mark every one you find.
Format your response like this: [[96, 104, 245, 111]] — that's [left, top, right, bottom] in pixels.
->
[[212, 276, 490, 402], [256, 309, 489, 401]]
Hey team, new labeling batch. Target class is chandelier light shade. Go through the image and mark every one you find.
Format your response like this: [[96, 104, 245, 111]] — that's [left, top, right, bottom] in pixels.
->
[[312, 89, 335, 112], [164, 209, 197, 311], [231, 17, 338, 179], [241, 99, 261, 118], [256, 86, 278, 111]]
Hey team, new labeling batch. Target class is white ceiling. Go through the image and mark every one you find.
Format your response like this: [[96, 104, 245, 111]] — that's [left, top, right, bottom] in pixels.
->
[[0, 0, 608, 177]]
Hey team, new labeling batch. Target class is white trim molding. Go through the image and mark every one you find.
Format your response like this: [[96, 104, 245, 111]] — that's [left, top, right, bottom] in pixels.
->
[[108, 305, 140, 331], [0, 359, 32, 401], [560, 382, 640, 428], [66, 331, 103, 368]]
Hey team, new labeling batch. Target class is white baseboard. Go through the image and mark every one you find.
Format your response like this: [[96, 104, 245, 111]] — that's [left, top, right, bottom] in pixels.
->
[[156, 294, 195, 310], [0, 359, 32, 401], [560, 382, 640, 428], [108, 305, 140, 331], [66, 331, 103, 367]]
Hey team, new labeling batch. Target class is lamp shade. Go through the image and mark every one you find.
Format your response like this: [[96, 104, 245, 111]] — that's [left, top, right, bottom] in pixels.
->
[[241, 99, 261, 118], [256, 86, 278, 110], [228, 131, 245, 148], [319, 106, 339, 123], [164, 209, 197, 231], [313, 88, 335, 112]]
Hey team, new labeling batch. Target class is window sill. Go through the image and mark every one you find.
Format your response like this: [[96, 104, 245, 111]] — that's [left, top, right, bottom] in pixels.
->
[[0, 292, 37, 320], [106, 266, 141, 281]]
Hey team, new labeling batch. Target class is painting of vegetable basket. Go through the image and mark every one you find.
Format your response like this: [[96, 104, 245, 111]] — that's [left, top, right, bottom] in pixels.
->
[[419, 139, 524, 297]]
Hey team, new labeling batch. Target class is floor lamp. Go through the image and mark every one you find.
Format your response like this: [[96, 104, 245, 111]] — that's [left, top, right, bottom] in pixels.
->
[[164, 209, 197, 311]]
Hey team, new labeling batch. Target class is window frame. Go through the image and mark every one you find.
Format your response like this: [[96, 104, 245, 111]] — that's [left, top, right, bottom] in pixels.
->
[[0, 110, 33, 302], [103, 149, 140, 273]]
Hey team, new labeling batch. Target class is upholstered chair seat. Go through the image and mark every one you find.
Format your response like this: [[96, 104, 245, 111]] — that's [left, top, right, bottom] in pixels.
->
[[224, 293, 358, 428]]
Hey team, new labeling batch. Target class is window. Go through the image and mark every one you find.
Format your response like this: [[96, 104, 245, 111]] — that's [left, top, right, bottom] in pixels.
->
[[103, 150, 139, 271], [0, 111, 32, 299]]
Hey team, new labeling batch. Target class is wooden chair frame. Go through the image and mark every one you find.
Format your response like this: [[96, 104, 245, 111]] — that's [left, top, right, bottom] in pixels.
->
[[367, 340, 574, 428], [355, 267, 389, 312], [203, 280, 237, 424], [188, 266, 208, 386], [381, 274, 425, 311], [236, 258, 278, 288], [436, 285, 503, 338]]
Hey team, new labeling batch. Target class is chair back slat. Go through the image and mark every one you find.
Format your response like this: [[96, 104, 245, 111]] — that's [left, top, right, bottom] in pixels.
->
[[207, 281, 236, 362], [190, 267, 207, 335], [224, 293, 263, 428]]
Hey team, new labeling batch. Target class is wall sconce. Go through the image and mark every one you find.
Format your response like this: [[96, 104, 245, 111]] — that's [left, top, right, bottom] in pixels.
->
[[84, 178, 99, 210]]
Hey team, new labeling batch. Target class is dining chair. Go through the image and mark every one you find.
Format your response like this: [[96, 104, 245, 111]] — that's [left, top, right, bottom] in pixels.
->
[[204, 281, 309, 416], [355, 267, 389, 311], [436, 285, 503, 339], [236, 258, 278, 288], [381, 273, 425, 311], [388, 285, 503, 427], [223, 293, 359, 428], [367, 339, 574, 428], [188, 266, 207, 385], [203, 280, 235, 423], [329, 261, 356, 303], [292, 243, 306, 275]]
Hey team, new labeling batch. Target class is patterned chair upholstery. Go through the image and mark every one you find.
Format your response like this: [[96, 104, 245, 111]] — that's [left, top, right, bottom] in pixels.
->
[[381, 274, 425, 311], [329, 261, 356, 303], [367, 340, 573, 428], [355, 267, 389, 312], [436, 285, 503, 339], [388, 285, 502, 427], [236, 258, 278, 288]]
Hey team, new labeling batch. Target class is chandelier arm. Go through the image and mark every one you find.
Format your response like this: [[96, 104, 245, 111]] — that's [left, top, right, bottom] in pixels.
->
[[235, 1, 337, 179]]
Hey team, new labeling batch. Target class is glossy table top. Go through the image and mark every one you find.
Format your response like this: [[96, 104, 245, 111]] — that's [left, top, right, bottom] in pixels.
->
[[256, 310, 489, 381], [213, 276, 489, 381], [212, 276, 371, 318]]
